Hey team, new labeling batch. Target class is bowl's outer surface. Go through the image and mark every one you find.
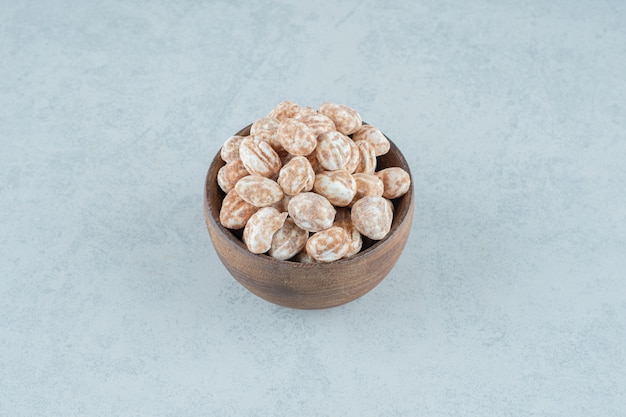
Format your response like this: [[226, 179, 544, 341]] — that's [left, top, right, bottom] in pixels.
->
[[204, 124, 414, 309]]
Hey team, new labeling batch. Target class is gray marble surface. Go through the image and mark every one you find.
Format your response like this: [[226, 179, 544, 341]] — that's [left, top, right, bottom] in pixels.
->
[[1, 1, 625, 416]]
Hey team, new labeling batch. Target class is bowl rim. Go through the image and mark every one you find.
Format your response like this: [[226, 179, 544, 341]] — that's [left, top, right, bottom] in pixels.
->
[[204, 123, 414, 269]]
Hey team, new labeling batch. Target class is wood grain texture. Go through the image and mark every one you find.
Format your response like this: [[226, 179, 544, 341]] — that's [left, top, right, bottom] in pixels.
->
[[204, 124, 414, 309]]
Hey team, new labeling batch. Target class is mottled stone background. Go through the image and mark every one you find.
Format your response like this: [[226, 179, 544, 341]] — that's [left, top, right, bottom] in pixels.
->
[[1, 1, 625, 416]]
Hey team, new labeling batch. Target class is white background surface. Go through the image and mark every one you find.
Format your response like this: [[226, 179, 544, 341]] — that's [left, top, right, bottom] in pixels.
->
[[1, 1, 625, 416]]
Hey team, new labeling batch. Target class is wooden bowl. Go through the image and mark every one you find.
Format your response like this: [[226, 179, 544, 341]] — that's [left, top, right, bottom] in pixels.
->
[[203, 124, 414, 309]]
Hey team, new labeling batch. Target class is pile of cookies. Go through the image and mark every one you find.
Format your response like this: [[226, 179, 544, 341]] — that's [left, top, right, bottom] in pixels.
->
[[217, 101, 410, 263]]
